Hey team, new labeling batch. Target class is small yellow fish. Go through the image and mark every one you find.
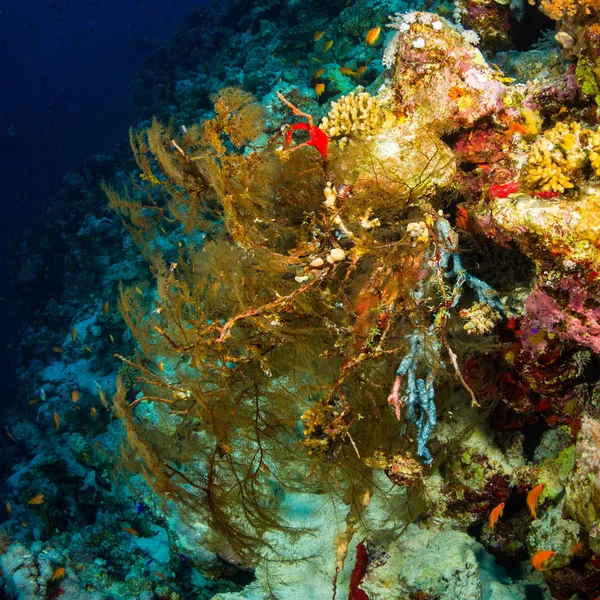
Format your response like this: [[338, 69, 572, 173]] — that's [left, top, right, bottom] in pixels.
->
[[85, 346, 92, 353], [121, 526, 139, 536], [366, 26, 381, 46], [314, 68, 325, 78], [28, 399, 39, 405], [52, 346, 63, 354], [6, 502, 11, 516], [109, 334, 115, 344], [28, 493, 44, 505], [22, 521, 28, 528], [527, 482, 546, 519], [324, 40, 334, 52], [51, 567, 65, 582], [102, 301, 109, 315], [90, 407, 97, 417], [135, 286, 144, 295], [157, 361, 165, 372], [71, 327, 77, 342], [7, 431, 16, 442], [531, 549, 556, 571], [315, 83, 326, 98], [54, 412, 60, 430], [71, 390, 80, 403], [489, 502, 504, 533], [97, 386, 107, 408], [312, 57, 323, 63], [314, 30, 325, 41]]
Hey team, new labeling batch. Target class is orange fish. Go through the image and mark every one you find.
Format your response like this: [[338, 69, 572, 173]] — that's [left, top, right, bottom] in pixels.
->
[[155, 570, 167, 582], [121, 527, 139, 536], [355, 65, 367, 76], [339, 66, 355, 76], [323, 40, 334, 52], [365, 26, 381, 46], [6, 502, 11, 516], [531, 549, 556, 571], [71, 390, 80, 403], [50, 567, 65, 582], [90, 407, 97, 417], [28, 493, 44, 505], [102, 301, 109, 315], [6, 431, 16, 443], [314, 68, 325, 78], [527, 483, 546, 519], [489, 502, 504, 533], [314, 31, 325, 41], [71, 327, 77, 342], [28, 399, 39, 405], [505, 122, 529, 137], [571, 541, 584, 555], [315, 83, 326, 98], [52, 346, 63, 353], [54, 412, 60, 430]]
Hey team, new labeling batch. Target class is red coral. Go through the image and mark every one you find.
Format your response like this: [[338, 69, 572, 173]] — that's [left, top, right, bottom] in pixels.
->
[[284, 122, 329, 159], [277, 92, 329, 159], [349, 541, 370, 600], [489, 181, 519, 198]]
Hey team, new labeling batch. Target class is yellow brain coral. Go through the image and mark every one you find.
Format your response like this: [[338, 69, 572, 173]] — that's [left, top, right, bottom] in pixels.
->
[[319, 91, 391, 139], [522, 122, 600, 193]]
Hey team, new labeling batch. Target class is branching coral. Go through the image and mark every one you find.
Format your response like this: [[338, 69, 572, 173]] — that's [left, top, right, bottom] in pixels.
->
[[522, 121, 600, 193], [319, 91, 391, 140], [387, 217, 508, 463]]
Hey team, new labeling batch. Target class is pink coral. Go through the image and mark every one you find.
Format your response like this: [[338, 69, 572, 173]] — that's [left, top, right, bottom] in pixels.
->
[[524, 285, 600, 354], [389, 13, 513, 135]]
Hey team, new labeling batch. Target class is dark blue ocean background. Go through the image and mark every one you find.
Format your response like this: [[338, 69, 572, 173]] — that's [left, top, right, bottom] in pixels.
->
[[0, 0, 206, 397]]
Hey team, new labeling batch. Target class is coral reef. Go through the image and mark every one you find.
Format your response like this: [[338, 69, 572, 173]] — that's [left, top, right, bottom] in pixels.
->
[[3, 0, 600, 598]]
